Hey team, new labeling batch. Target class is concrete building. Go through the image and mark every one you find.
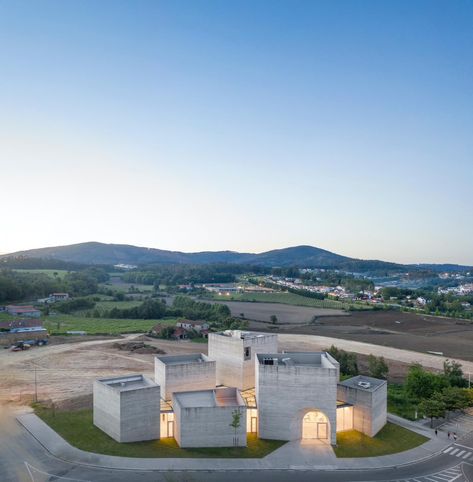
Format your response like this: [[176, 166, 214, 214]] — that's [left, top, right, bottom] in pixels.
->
[[256, 352, 339, 445], [173, 387, 247, 448], [93, 374, 160, 443], [155, 354, 216, 401], [337, 375, 387, 437], [208, 330, 278, 390]]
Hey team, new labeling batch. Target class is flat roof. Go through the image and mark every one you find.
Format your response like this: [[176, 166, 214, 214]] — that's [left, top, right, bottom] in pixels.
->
[[339, 375, 386, 392], [173, 387, 245, 409], [97, 374, 158, 393], [214, 330, 275, 340], [156, 354, 210, 366], [257, 352, 337, 369]]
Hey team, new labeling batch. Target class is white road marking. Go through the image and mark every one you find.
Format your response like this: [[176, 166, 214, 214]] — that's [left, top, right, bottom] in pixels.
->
[[24, 462, 92, 481], [444, 446, 454, 453], [456, 450, 466, 457], [461, 452, 471, 459], [454, 443, 473, 450], [450, 448, 459, 455]]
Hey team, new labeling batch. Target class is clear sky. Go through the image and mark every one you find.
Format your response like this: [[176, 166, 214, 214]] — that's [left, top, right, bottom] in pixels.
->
[[0, 1, 472, 264]]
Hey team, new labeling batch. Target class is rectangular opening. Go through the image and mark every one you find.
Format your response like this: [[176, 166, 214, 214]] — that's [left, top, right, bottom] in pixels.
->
[[244, 347, 251, 360]]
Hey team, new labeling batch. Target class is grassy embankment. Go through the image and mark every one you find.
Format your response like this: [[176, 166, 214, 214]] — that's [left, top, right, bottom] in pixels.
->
[[34, 406, 285, 458], [204, 291, 372, 311], [334, 422, 428, 457]]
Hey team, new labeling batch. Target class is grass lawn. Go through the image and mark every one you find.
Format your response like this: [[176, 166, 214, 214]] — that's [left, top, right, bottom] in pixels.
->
[[203, 291, 371, 311], [34, 407, 286, 458], [12, 268, 70, 279], [44, 315, 177, 335], [334, 423, 428, 458], [190, 337, 208, 344]]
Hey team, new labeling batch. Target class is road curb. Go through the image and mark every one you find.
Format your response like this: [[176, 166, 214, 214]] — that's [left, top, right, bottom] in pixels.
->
[[16, 414, 453, 473]]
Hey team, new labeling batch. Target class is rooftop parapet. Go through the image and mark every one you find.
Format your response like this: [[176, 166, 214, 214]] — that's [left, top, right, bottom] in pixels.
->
[[96, 374, 158, 393], [257, 352, 339, 370]]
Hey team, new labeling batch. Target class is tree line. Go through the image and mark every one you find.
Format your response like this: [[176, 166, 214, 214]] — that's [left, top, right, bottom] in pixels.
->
[[0, 267, 109, 303]]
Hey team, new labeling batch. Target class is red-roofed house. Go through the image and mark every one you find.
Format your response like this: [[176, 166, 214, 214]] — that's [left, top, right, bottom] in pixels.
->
[[6, 306, 41, 318]]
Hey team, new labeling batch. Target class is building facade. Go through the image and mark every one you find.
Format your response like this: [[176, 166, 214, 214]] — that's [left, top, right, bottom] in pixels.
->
[[256, 352, 339, 445], [173, 387, 246, 448], [208, 330, 278, 390], [93, 374, 160, 443], [155, 354, 216, 401]]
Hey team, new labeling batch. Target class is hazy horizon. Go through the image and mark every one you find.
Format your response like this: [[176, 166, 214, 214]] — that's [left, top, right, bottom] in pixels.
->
[[1, 1, 472, 264]]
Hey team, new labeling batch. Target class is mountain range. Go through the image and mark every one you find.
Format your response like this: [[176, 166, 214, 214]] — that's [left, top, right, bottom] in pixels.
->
[[1, 242, 472, 272]]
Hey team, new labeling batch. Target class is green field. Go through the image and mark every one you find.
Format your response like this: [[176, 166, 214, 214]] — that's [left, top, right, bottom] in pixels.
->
[[334, 423, 428, 458], [12, 269, 70, 279], [94, 300, 144, 311], [34, 406, 286, 458], [204, 291, 371, 310], [44, 315, 176, 335]]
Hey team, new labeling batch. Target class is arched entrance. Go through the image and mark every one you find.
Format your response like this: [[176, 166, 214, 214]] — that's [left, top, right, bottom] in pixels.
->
[[302, 410, 329, 440]]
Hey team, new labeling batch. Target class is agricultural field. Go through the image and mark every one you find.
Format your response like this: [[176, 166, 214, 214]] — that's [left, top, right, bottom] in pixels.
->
[[101, 275, 154, 293], [212, 300, 348, 324], [44, 315, 176, 335], [204, 291, 371, 311], [265, 310, 473, 362], [12, 269, 70, 279]]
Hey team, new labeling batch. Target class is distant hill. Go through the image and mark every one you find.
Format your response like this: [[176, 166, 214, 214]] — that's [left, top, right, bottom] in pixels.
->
[[2, 242, 471, 272], [1, 241, 405, 271]]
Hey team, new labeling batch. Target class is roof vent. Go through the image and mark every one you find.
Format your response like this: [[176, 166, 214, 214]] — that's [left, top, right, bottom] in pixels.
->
[[358, 381, 371, 389]]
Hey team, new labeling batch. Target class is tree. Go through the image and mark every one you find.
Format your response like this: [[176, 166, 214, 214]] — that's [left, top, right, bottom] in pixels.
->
[[368, 355, 389, 379], [443, 360, 467, 388], [270, 315, 278, 324], [441, 387, 470, 415], [327, 345, 359, 376], [420, 394, 446, 427], [230, 409, 242, 446], [406, 364, 448, 400]]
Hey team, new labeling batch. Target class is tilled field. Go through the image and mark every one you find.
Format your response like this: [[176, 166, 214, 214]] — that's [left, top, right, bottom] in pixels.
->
[[247, 309, 473, 361]]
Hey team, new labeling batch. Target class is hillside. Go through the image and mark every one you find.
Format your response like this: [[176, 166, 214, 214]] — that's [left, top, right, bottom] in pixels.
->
[[1, 242, 408, 271]]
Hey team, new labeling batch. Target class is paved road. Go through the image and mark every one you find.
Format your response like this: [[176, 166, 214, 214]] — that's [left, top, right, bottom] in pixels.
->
[[1, 407, 472, 482]]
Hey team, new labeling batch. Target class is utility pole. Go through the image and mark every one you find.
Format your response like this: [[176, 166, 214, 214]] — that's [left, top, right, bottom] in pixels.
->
[[34, 366, 38, 403]]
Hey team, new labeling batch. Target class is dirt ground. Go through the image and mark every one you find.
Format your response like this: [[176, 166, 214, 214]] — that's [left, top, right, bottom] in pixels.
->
[[4, 326, 472, 409], [0, 335, 204, 406], [219, 300, 347, 323], [247, 310, 473, 362]]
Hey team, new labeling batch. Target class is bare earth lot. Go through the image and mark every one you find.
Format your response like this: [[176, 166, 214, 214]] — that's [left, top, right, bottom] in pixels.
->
[[216, 300, 348, 323], [247, 310, 473, 362], [3, 326, 473, 408]]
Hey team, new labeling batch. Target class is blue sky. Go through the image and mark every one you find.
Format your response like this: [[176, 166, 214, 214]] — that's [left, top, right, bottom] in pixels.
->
[[0, 1, 472, 264]]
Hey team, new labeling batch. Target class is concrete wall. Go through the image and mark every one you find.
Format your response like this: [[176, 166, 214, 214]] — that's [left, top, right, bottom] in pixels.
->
[[256, 359, 338, 445], [336, 382, 387, 437], [209, 333, 278, 390], [173, 400, 246, 448], [155, 355, 216, 400], [93, 379, 161, 443]]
